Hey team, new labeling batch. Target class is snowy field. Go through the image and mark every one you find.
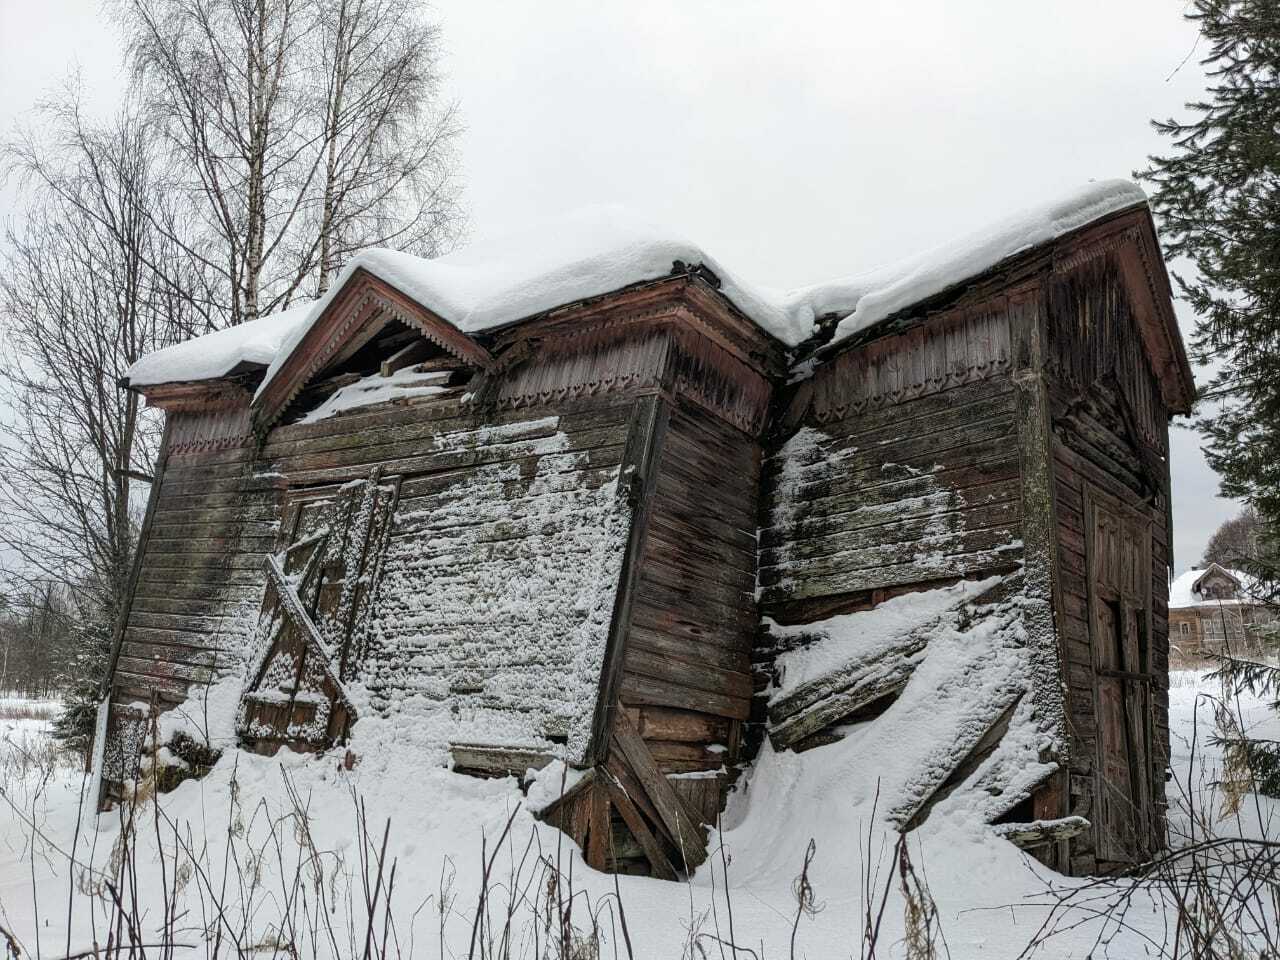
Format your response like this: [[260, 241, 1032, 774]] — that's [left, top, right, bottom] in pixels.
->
[[0, 675, 1275, 959]]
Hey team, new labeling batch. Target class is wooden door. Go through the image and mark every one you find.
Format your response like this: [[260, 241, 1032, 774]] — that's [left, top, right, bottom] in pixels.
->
[[1085, 488, 1154, 863], [238, 471, 399, 753]]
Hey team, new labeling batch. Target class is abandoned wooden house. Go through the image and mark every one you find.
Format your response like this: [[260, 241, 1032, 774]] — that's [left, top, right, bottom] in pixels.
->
[[100, 179, 1193, 878], [1168, 563, 1276, 661]]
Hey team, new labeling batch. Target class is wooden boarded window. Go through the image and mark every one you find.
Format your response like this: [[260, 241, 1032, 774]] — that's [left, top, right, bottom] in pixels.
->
[[237, 472, 399, 753], [1084, 486, 1156, 863]]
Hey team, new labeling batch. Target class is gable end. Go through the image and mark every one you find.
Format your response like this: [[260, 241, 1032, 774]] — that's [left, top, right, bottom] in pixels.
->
[[252, 269, 494, 434]]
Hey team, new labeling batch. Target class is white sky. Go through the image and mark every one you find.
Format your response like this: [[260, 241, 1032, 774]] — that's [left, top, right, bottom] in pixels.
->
[[0, 0, 1239, 572]]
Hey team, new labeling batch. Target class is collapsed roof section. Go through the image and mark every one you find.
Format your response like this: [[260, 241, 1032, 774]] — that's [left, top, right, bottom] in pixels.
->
[[121, 179, 1194, 416]]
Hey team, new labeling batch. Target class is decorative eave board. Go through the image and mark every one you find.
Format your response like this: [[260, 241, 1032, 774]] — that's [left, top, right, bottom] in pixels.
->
[[133, 378, 254, 412], [251, 268, 495, 434], [484, 273, 789, 380]]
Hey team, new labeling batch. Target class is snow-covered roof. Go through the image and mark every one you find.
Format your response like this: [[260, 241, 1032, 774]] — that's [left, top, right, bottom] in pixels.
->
[[805, 179, 1147, 346], [1169, 564, 1260, 608], [125, 303, 315, 388], [124, 179, 1150, 392]]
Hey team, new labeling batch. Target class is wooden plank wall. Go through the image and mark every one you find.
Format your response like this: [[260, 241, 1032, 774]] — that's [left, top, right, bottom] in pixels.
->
[[1044, 256, 1172, 874], [108, 390, 638, 775], [754, 305, 1031, 768], [104, 431, 280, 780], [617, 399, 758, 774], [759, 377, 1025, 615], [332, 396, 635, 760]]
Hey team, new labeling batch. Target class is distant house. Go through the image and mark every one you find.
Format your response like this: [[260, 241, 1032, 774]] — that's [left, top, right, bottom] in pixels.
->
[[100, 180, 1194, 877], [1168, 563, 1275, 660]]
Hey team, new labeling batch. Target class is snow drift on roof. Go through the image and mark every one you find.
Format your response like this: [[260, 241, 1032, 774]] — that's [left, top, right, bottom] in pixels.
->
[[125, 302, 314, 387], [254, 206, 806, 400], [796, 178, 1147, 346], [127, 179, 1150, 392], [1169, 566, 1259, 608]]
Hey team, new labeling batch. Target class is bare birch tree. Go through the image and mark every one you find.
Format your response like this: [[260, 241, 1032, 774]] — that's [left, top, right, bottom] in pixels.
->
[[309, 0, 461, 291], [121, 0, 461, 322], [1, 92, 202, 607], [0, 90, 206, 743]]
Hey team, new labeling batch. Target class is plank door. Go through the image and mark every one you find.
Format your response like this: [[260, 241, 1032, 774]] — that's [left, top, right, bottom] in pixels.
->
[[238, 472, 399, 753], [1084, 487, 1155, 863]]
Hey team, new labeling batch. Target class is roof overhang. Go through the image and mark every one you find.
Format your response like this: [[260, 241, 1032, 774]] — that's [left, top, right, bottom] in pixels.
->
[[814, 204, 1196, 415], [130, 378, 254, 412]]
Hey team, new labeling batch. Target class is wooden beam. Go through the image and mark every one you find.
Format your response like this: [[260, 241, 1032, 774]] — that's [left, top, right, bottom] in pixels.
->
[[380, 339, 434, 377], [610, 712, 707, 869], [261, 553, 356, 717], [767, 579, 1015, 752], [769, 675, 912, 753], [585, 785, 611, 871], [449, 744, 553, 779], [1010, 296, 1071, 853], [138, 379, 253, 412], [993, 816, 1089, 849]]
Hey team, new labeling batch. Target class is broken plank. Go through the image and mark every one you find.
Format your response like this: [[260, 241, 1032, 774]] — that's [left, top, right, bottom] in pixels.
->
[[610, 712, 707, 869]]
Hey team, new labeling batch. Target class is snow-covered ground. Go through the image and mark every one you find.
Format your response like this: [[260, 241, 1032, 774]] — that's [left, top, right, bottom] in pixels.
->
[[0, 674, 1275, 958]]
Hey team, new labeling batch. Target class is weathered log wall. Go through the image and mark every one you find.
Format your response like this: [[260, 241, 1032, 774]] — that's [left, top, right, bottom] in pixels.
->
[[760, 303, 1030, 621], [323, 397, 636, 761], [103, 427, 280, 781], [606, 398, 759, 866]]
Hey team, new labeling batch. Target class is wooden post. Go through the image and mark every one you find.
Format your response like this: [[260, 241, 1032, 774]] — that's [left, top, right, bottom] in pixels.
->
[[1010, 289, 1071, 868]]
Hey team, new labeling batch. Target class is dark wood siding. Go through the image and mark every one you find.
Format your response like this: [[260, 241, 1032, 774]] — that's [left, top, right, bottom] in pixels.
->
[[616, 399, 759, 776], [1045, 255, 1172, 873], [104, 427, 280, 782], [114, 441, 278, 706]]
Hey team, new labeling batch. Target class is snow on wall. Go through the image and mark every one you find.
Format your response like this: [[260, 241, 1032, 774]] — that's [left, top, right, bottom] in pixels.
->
[[758, 421, 1017, 603], [353, 415, 632, 766], [759, 573, 1057, 830], [296, 367, 453, 424], [764, 577, 1002, 698], [125, 180, 1149, 389]]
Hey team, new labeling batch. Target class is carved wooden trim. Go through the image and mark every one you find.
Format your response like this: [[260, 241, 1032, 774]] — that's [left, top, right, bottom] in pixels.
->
[[253, 269, 493, 434], [813, 207, 1192, 416], [489, 274, 786, 376], [811, 302, 1016, 423], [481, 320, 771, 436], [167, 406, 256, 454], [1050, 228, 1141, 276]]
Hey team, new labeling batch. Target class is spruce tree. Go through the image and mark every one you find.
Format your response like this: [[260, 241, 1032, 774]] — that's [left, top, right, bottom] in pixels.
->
[[1140, 0, 1280, 799], [51, 613, 114, 767]]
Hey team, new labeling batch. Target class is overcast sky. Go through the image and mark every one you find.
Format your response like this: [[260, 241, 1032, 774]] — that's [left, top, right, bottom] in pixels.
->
[[0, 0, 1240, 572]]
